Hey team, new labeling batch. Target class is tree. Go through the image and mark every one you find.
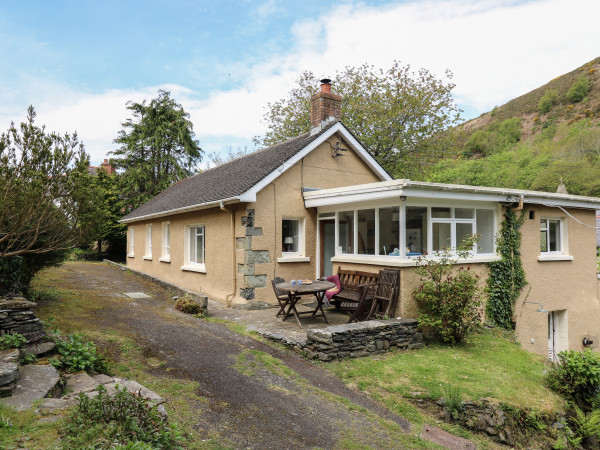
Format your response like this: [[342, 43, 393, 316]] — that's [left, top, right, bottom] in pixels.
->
[[205, 145, 255, 169], [0, 106, 92, 294], [0, 106, 90, 258], [111, 90, 203, 209], [256, 62, 462, 178]]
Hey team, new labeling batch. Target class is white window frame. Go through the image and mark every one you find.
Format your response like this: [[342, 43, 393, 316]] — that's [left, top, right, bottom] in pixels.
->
[[160, 221, 171, 262], [182, 224, 206, 273], [540, 218, 563, 254], [429, 207, 476, 256], [128, 226, 135, 258], [538, 217, 572, 261], [144, 224, 153, 260], [279, 218, 308, 262]]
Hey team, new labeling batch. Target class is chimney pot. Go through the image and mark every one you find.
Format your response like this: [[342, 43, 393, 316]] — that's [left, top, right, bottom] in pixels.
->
[[320, 79, 332, 93]]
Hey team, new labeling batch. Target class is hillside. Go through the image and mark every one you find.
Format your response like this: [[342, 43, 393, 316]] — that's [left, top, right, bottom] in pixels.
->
[[425, 57, 600, 197]]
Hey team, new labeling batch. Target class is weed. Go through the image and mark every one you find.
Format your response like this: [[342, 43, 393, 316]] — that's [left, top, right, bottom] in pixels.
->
[[20, 352, 38, 365], [0, 333, 27, 350], [174, 295, 202, 316], [50, 332, 108, 374], [61, 384, 183, 449], [568, 404, 600, 444], [444, 384, 464, 419], [0, 413, 12, 428]]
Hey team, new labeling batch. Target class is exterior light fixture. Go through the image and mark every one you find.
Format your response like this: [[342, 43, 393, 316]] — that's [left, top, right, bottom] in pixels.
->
[[523, 301, 548, 313]]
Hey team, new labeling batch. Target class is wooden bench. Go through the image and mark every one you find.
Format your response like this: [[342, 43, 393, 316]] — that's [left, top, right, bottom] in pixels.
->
[[331, 267, 379, 319]]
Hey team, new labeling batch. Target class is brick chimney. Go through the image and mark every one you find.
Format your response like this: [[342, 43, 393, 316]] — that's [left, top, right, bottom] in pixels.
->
[[310, 78, 342, 135], [100, 158, 115, 176]]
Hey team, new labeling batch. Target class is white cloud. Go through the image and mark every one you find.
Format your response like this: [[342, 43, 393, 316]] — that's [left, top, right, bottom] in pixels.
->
[[2, 0, 599, 164]]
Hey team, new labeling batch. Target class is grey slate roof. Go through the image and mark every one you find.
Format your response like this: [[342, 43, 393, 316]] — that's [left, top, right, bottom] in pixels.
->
[[122, 125, 334, 222]]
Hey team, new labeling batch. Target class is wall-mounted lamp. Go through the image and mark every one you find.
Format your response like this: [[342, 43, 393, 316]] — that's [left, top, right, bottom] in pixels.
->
[[400, 196, 407, 201], [523, 301, 548, 313]]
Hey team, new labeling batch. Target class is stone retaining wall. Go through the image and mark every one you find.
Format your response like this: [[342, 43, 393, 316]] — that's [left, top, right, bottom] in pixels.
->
[[265, 318, 423, 361], [103, 260, 208, 314], [0, 298, 46, 343]]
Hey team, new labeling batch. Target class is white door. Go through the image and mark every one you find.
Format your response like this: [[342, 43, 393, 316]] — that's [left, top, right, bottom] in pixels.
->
[[548, 312, 558, 362]]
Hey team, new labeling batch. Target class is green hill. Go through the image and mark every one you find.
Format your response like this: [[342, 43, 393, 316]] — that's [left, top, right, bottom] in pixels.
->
[[425, 57, 600, 197]]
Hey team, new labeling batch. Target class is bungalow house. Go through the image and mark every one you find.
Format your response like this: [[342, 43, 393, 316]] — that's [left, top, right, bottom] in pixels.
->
[[121, 80, 600, 360]]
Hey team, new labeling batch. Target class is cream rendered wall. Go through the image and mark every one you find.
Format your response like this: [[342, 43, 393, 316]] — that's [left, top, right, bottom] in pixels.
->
[[247, 135, 382, 303], [126, 205, 242, 302], [515, 205, 600, 357]]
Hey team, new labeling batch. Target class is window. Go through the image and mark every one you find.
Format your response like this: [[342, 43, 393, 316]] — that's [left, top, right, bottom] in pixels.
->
[[406, 207, 427, 256], [189, 226, 205, 264], [160, 221, 170, 262], [357, 209, 375, 255], [128, 227, 135, 257], [379, 207, 399, 255], [282, 219, 302, 255], [144, 224, 153, 259], [540, 218, 562, 253], [338, 211, 354, 254]]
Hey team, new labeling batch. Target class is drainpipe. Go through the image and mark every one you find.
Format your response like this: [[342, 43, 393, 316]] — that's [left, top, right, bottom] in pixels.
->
[[220, 201, 237, 306]]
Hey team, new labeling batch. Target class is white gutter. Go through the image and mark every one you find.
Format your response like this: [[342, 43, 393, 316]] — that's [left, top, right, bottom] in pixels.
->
[[120, 196, 241, 224]]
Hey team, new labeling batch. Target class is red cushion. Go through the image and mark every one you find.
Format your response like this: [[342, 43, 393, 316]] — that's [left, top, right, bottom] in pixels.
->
[[325, 274, 341, 301]]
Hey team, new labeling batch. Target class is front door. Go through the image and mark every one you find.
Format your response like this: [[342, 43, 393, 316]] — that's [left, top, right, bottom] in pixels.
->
[[319, 220, 335, 278]]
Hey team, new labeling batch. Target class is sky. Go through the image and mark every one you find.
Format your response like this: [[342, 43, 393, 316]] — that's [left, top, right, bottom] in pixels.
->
[[1, 0, 599, 166]]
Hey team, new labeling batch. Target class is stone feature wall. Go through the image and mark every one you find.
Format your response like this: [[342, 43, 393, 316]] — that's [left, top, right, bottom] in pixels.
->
[[237, 209, 271, 300], [266, 318, 423, 361], [0, 298, 46, 343]]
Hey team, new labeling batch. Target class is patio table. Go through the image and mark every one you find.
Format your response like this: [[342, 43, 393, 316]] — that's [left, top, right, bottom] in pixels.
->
[[275, 280, 335, 328]]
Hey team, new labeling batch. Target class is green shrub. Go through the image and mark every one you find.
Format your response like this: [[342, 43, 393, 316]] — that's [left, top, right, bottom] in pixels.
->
[[538, 89, 559, 114], [463, 130, 490, 157], [69, 248, 103, 261], [566, 76, 590, 103], [546, 349, 600, 407], [51, 333, 108, 373], [0, 256, 25, 296], [61, 384, 183, 449], [413, 237, 483, 344], [0, 333, 27, 350], [174, 295, 201, 316]]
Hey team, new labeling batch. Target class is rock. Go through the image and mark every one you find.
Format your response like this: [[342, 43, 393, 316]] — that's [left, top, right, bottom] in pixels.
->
[[92, 374, 114, 385], [38, 397, 77, 412], [492, 408, 506, 427], [21, 341, 56, 358], [104, 379, 163, 402], [64, 372, 100, 397], [0, 365, 60, 411], [552, 421, 565, 429], [0, 350, 20, 390], [0, 349, 19, 364], [485, 426, 498, 436]]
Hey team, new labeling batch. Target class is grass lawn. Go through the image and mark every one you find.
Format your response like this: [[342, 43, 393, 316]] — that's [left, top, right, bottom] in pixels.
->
[[328, 328, 564, 422]]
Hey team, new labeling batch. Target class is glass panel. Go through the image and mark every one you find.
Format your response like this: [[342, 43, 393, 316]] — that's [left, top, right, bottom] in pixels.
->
[[456, 223, 474, 250], [379, 207, 399, 255], [549, 220, 560, 252], [540, 229, 548, 252], [165, 223, 170, 255], [357, 209, 375, 255], [432, 207, 451, 218], [196, 229, 204, 264], [455, 208, 474, 219], [476, 209, 494, 253], [432, 222, 451, 251], [282, 219, 299, 253], [406, 207, 427, 256], [338, 211, 354, 254], [189, 227, 196, 262]]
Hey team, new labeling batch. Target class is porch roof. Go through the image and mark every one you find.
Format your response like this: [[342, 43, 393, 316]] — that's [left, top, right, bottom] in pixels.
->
[[303, 179, 600, 210]]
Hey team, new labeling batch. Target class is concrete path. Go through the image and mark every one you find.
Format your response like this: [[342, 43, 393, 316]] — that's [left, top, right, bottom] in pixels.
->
[[36, 262, 473, 449]]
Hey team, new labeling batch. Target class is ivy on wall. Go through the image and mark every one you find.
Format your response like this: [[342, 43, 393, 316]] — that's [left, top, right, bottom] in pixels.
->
[[486, 207, 527, 329]]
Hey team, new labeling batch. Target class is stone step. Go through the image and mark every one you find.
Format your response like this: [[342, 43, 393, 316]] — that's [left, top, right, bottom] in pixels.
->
[[0, 349, 20, 397], [0, 364, 59, 411]]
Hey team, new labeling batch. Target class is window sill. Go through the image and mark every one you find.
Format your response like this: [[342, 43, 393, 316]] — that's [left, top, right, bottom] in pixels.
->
[[181, 264, 206, 273], [537, 254, 573, 262], [159, 257, 171, 263], [331, 254, 501, 267], [127, 254, 134, 258], [277, 256, 310, 263], [143, 256, 152, 261]]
